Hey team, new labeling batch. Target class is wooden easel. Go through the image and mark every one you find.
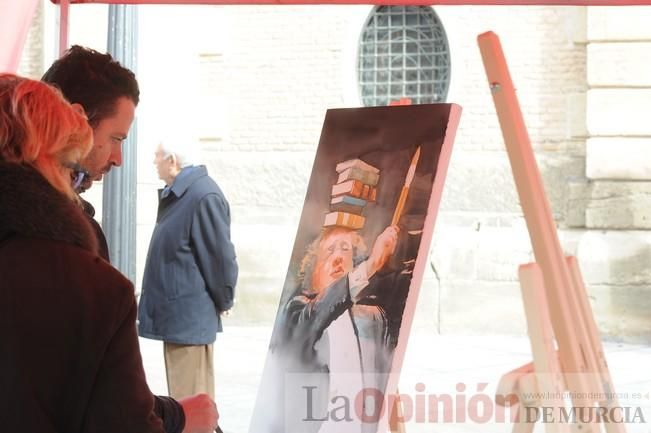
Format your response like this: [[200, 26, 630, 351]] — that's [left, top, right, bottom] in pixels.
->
[[387, 33, 625, 433], [477, 31, 626, 433]]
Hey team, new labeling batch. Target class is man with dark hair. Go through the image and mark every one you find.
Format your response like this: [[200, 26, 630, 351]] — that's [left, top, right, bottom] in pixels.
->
[[42, 45, 139, 193], [42, 46, 219, 433], [42, 45, 138, 260]]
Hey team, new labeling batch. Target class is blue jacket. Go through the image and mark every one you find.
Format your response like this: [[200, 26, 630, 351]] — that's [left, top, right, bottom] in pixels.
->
[[138, 165, 238, 345]]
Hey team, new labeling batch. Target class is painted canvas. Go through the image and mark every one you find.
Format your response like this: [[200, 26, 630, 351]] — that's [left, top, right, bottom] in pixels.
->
[[250, 103, 461, 433]]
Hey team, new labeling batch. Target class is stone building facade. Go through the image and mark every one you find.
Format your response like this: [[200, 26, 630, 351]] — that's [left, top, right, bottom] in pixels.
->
[[19, 3, 651, 343]]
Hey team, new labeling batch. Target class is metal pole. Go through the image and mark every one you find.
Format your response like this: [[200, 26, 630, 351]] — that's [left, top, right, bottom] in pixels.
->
[[104, 4, 138, 283]]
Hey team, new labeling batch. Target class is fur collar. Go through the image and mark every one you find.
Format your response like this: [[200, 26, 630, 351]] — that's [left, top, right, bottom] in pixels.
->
[[0, 162, 98, 253]]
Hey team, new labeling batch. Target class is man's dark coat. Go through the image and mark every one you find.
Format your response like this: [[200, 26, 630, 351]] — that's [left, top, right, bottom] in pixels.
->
[[138, 165, 238, 345]]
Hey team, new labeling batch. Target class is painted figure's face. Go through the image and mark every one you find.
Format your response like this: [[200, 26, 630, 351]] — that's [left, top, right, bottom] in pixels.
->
[[312, 228, 355, 292], [79, 96, 135, 190]]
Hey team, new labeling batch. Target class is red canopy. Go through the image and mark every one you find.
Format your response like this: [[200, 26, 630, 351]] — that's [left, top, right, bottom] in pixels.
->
[[46, 0, 651, 4]]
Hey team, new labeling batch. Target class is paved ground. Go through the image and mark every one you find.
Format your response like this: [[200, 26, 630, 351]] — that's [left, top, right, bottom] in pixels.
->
[[139, 327, 651, 433]]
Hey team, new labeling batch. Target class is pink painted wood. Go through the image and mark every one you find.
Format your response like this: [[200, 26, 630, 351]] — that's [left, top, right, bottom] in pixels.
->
[[59, 0, 70, 56]]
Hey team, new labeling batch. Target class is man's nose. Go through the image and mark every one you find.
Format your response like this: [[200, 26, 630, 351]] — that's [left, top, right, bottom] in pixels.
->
[[111, 148, 123, 167]]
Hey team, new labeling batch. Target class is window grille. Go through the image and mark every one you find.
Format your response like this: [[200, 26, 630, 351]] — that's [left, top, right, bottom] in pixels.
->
[[358, 6, 451, 107]]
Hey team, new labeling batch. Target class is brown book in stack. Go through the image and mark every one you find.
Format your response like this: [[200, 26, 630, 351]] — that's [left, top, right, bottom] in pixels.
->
[[330, 179, 377, 202], [323, 211, 366, 230]]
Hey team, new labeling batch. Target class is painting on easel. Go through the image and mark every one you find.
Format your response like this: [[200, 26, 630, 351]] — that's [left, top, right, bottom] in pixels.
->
[[250, 103, 461, 433]]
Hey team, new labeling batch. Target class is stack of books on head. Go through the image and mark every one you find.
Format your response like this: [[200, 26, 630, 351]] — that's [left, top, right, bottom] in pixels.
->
[[324, 158, 380, 230]]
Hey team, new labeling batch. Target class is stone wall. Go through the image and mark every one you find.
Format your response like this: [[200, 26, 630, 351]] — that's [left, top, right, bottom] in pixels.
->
[[19, 4, 650, 342], [577, 6, 651, 343], [424, 6, 589, 337]]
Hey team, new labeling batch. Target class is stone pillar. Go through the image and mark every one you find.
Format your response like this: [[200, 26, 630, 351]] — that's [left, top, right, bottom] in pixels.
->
[[580, 7, 651, 342]]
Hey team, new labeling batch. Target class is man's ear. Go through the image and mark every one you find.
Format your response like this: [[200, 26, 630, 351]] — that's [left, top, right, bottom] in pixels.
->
[[70, 103, 88, 120], [170, 153, 179, 169]]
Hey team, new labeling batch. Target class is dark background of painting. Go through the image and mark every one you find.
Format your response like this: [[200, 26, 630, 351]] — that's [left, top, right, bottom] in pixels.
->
[[273, 103, 454, 335]]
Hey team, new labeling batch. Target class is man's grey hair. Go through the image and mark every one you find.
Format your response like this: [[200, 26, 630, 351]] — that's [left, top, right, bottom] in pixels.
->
[[157, 135, 199, 169]]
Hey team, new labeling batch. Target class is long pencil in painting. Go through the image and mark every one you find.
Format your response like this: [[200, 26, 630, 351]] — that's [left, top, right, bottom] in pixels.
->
[[391, 146, 421, 226]]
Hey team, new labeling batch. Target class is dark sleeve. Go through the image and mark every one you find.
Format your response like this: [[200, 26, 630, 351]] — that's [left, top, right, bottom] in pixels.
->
[[80, 199, 110, 262], [284, 277, 352, 354], [82, 295, 165, 433], [154, 396, 186, 433], [190, 193, 238, 312]]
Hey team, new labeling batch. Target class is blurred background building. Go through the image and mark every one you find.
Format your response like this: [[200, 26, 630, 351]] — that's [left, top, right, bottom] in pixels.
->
[[19, 2, 651, 343]]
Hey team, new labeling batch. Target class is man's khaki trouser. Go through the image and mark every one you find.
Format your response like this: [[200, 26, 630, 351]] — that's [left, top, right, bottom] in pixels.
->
[[163, 342, 215, 400]]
